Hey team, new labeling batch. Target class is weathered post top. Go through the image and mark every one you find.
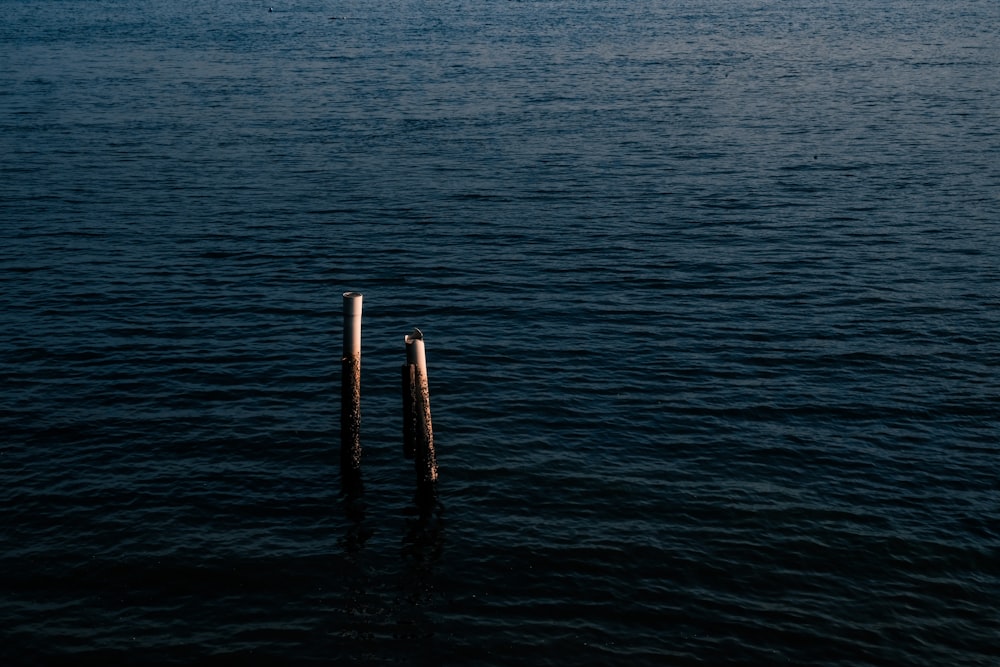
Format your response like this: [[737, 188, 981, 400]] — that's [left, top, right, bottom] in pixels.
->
[[404, 327, 427, 377]]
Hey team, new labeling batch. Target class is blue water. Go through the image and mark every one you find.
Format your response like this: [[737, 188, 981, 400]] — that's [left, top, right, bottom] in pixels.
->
[[2, 0, 998, 664]]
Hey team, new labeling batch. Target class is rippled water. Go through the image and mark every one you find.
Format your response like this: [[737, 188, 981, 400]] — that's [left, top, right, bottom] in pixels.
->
[[2, 0, 998, 664]]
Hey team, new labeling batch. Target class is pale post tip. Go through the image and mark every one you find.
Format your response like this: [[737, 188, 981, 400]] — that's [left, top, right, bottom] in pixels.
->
[[343, 292, 363, 315]]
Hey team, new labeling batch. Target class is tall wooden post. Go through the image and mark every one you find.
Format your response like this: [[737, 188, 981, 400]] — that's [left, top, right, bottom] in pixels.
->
[[341, 292, 363, 489]]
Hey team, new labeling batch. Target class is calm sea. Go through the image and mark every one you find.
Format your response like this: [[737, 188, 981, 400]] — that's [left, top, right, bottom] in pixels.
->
[[2, 0, 998, 664]]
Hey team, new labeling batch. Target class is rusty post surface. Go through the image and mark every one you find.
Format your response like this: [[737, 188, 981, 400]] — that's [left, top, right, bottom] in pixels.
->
[[341, 292, 363, 485], [414, 361, 438, 490], [341, 353, 362, 475]]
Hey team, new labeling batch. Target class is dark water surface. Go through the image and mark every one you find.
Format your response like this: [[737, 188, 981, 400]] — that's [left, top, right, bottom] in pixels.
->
[[2, 0, 998, 664]]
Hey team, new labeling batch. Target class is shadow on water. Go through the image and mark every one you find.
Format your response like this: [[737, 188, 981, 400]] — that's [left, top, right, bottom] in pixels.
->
[[338, 490, 371, 556], [338, 458, 369, 552], [395, 505, 446, 656], [331, 476, 445, 664]]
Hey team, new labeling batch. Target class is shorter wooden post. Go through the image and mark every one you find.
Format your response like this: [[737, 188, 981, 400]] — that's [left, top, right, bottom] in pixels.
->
[[405, 328, 437, 504], [341, 292, 363, 489]]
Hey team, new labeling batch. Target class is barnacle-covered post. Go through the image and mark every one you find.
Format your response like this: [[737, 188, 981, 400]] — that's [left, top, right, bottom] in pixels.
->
[[404, 328, 437, 504], [341, 292, 363, 487]]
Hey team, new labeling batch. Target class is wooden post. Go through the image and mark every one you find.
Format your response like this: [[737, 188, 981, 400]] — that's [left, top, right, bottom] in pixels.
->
[[405, 328, 437, 504], [341, 292, 363, 487]]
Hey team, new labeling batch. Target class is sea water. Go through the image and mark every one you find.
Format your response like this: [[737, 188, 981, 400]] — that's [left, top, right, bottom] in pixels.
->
[[1, 0, 998, 664]]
